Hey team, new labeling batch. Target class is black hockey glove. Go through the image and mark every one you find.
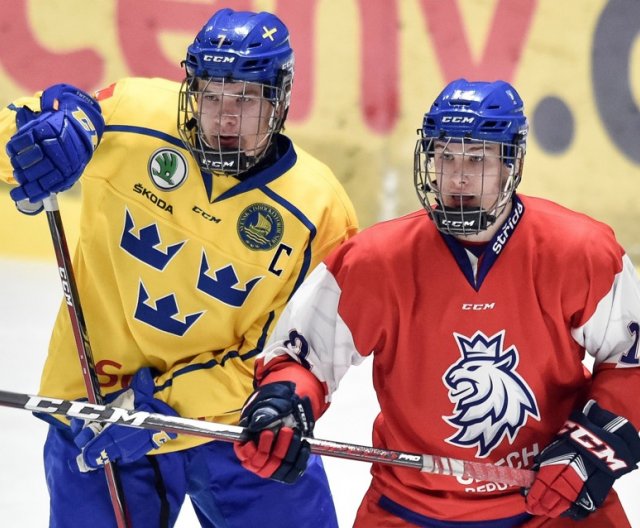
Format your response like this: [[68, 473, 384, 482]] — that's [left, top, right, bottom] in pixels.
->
[[234, 381, 314, 484], [525, 400, 640, 519]]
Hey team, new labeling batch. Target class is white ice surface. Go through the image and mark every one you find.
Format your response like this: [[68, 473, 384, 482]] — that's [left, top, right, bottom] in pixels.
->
[[0, 257, 638, 527]]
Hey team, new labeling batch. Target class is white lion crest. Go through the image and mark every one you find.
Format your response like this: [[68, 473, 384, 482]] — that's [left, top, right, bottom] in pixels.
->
[[443, 330, 539, 457]]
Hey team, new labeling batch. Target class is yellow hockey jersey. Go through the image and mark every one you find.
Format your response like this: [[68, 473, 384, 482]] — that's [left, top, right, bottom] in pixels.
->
[[0, 77, 358, 452]]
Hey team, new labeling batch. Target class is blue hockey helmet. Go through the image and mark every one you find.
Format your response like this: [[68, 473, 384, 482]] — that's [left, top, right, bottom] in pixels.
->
[[184, 9, 294, 99], [421, 79, 528, 147], [179, 9, 294, 176], [414, 79, 529, 236]]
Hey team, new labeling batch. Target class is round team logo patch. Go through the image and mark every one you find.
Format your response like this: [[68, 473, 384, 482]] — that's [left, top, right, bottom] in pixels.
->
[[237, 203, 284, 251], [148, 148, 188, 191]]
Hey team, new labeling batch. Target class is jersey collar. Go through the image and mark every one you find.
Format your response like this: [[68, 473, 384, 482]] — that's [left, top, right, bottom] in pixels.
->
[[440, 194, 526, 290], [200, 135, 297, 203]]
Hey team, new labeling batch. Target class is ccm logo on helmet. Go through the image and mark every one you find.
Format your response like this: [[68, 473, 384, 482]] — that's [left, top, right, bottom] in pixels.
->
[[202, 55, 235, 63], [442, 116, 475, 124]]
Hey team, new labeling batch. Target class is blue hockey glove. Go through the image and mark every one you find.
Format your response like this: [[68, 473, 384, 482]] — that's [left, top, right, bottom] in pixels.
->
[[71, 368, 177, 472], [234, 381, 314, 484], [525, 400, 640, 519], [7, 83, 104, 209]]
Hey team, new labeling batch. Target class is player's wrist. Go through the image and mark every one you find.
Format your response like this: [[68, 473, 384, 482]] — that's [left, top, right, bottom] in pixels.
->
[[260, 363, 327, 419]]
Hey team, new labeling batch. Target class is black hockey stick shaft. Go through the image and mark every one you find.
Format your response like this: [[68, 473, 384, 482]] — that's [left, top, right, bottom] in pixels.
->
[[42, 195, 129, 528], [0, 389, 536, 488]]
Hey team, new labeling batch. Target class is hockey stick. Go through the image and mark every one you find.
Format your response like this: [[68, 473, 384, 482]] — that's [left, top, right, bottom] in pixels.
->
[[0, 389, 536, 488], [42, 195, 129, 528]]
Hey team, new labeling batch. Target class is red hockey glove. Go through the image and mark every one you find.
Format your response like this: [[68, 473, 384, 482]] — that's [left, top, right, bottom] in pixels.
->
[[234, 382, 314, 484], [525, 400, 640, 519]]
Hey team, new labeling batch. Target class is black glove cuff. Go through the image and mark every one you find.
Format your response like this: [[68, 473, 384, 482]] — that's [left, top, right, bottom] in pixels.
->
[[564, 400, 640, 478], [240, 381, 315, 436]]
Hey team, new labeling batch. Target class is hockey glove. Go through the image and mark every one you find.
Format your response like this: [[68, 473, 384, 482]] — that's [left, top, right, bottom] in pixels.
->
[[234, 381, 315, 484], [71, 368, 177, 472], [7, 83, 104, 210], [525, 399, 640, 520]]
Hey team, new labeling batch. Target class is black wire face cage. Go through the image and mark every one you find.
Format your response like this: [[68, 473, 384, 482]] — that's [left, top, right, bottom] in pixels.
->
[[414, 134, 525, 236], [178, 77, 286, 177]]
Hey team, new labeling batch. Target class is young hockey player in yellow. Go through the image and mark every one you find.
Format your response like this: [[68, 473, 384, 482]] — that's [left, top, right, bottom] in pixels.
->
[[0, 8, 357, 528]]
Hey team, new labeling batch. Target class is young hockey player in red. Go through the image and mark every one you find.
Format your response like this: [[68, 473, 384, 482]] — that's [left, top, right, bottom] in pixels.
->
[[234, 79, 640, 527]]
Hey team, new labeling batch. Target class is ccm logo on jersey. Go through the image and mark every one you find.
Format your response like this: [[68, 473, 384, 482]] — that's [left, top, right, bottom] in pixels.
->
[[441, 116, 475, 124], [559, 420, 628, 472], [192, 205, 221, 223], [203, 55, 235, 63], [462, 303, 495, 311]]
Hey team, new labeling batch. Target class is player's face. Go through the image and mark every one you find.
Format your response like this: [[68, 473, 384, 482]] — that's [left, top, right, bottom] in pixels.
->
[[196, 80, 274, 157], [431, 140, 507, 211]]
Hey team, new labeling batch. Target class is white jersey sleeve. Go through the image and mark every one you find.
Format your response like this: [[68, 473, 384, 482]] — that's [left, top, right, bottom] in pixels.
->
[[260, 262, 366, 401], [571, 254, 640, 368]]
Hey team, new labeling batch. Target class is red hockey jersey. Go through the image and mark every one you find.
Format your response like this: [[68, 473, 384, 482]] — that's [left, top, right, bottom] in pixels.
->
[[257, 194, 640, 522]]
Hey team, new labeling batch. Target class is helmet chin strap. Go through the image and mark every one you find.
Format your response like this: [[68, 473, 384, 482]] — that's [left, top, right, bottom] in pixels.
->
[[195, 103, 276, 177], [432, 159, 517, 236], [199, 150, 254, 175], [430, 205, 496, 236]]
